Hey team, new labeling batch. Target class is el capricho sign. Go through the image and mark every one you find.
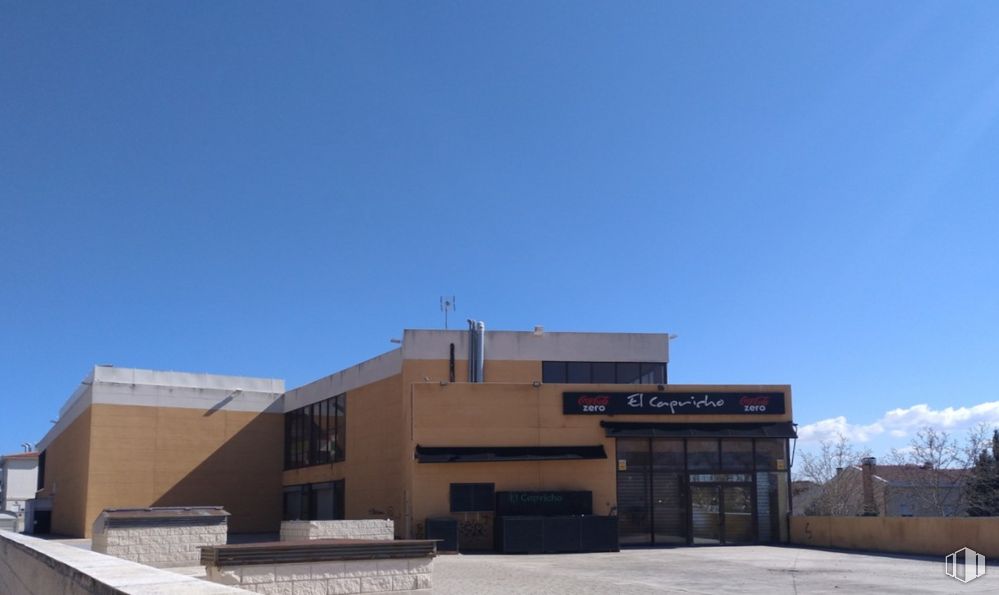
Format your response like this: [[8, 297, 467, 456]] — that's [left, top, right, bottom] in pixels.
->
[[563, 391, 786, 415]]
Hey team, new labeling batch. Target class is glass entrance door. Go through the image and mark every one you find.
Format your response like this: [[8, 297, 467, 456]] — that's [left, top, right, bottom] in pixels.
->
[[689, 481, 754, 544], [723, 485, 753, 543], [690, 485, 721, 544]]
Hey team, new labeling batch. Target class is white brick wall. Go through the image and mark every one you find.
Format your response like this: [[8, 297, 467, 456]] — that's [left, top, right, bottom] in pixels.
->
[[92, 522, 228, 568], [206, 557, 432, 594], [280, 520, 394, 542]]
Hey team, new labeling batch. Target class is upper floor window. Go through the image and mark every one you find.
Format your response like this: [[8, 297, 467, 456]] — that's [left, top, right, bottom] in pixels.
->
[[284, 393, 346, 470], [450, 483, 495, 513], [542, 361, 666, 384]]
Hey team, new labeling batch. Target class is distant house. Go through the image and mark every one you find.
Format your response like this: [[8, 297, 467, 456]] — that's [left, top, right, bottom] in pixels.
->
[[0, 452, 40, 531], [804, 460, 969, 517]]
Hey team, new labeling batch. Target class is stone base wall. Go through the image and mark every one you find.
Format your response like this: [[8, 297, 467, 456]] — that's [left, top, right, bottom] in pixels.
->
[[280, 520, 394, 542], [207, 557, 432, 594], [92, 524, 228, 568], [1, 531, 248, 594]]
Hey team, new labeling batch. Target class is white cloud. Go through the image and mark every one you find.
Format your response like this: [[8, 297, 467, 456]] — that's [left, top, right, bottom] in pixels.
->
[[798, 401, 999, 444]]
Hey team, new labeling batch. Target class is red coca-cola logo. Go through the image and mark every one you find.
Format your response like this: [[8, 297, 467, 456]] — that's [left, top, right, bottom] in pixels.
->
[[739, 396, 770, 407], [577, 395, 610, 407]]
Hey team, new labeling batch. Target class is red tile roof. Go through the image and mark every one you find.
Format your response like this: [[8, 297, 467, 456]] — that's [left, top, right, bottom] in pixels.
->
[[866, 464, 969, 485]]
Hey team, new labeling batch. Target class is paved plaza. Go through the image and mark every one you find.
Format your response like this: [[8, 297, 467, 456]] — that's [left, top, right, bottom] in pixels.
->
[[432, 545, 994, 594]]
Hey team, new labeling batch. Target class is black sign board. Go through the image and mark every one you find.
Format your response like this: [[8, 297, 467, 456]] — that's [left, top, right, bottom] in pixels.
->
[[563, 391, 785, 416], [495, 491, 593, 516]]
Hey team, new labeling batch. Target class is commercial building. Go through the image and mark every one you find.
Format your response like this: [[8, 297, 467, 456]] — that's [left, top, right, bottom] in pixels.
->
[[35, 325, 795, 546]]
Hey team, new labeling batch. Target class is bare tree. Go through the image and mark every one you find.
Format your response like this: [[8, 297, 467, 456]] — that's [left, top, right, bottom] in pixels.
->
[[883, 425, 995, 516], [797, 434, 871, 516]]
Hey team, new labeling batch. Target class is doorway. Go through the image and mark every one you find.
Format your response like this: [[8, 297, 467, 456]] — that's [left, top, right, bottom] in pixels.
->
[[689, 482, 753, 544]]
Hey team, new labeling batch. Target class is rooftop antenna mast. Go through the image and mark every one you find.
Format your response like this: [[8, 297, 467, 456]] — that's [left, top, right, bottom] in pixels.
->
[[440, 296, 456, 329]]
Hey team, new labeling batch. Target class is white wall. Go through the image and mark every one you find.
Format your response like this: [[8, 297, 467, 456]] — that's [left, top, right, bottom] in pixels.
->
[[1, 459, 38, 516], [1, 531, 250, 594]]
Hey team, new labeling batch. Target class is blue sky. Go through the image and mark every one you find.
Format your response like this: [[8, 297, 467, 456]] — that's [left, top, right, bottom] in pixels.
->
[[2, 2, 997, 459]]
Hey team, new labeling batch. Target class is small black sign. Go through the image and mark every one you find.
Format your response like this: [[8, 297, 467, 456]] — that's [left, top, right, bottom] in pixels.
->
[[563, 391, 785, 415], [495, 491, 593, 516]]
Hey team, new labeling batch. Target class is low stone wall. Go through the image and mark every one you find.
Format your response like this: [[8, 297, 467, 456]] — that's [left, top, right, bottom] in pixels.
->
[[207, 556, 432, 594], [0, 530, 249, 594], [92, 507, 229, 567], [791, 516, 999, 558], [202, 539, 436, 594], [281, 519, 395, 541]]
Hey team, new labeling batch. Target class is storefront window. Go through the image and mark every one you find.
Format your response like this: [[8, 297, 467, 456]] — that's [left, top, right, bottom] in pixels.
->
[[617, 437, 792, 545], [754, 439, 786, 470], [755, 471, 789, 542], [686, 439, 719, 470], [721, 440, 753, 470]]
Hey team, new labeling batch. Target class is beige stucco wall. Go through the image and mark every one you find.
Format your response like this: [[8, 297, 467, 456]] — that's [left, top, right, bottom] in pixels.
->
[[42, 403, 284, 538], [36, 408, 92, 537], [282, 374, 407, 532], [791, 516, 999, 558]]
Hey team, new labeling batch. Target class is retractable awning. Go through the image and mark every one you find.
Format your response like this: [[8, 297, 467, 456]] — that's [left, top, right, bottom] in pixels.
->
[[415, 445, 607, 463], [600, 421, 797, 439]]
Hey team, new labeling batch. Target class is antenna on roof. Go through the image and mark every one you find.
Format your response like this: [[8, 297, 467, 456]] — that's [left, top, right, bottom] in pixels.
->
[[440, 296, 456, 329]]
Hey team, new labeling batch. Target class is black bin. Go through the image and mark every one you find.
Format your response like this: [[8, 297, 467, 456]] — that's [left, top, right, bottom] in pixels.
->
[[426, 517, 459, 552], [496, 516, 544, 554], [580, 515, 619, 552]]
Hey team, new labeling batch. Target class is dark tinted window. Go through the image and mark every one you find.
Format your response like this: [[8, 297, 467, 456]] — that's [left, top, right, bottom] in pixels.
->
[[567, 361, 591, 383], [542, 361, 668, 384], [639, 363, 665, 384], [617, 362, 641, 384], [282, 485, 306, 521], [37, 450, 46, 491], [591, 362, 616, 383], [450, 483, 495, 512], [542, 361, 566, 383], [283, 480, 345, 521], [284, 393, 346, 470]]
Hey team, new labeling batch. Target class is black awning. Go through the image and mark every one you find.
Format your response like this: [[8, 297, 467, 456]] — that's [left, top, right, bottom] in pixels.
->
[[600, 421, 797, 439], [415, 445, 607, 464]]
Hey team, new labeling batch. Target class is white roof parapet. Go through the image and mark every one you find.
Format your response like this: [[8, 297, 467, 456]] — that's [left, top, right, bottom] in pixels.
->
[[283, 348, 403, 412], [402, 329, 670, 363], [39, 366, 286, 451]]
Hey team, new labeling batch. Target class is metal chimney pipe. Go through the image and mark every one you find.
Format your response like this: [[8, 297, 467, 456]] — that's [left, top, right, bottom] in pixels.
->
[[467, 319, 485, 382]]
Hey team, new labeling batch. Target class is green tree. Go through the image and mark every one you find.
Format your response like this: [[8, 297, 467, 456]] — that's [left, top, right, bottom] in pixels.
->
[[965, 430, 999, 517]]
